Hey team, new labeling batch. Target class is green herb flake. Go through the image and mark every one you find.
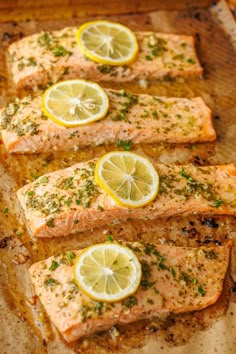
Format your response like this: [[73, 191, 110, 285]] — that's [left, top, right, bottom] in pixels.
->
[[116, 139, 132, 151], [107, 235, 114, 242], [66, 252, 76, 262], [152, 249, 161, 257], [144, 243, 159, 256], [37, 31, 52, 47], [97, 64, 116, 75], [147, 298, 154, 305], [169, 266, 176, 278], [49, 260, 59, 271], [152, 110, 158, 117], [180, 167, 195, 183], [122, 296, 137, 309], [94, 302, 104, 315], [142, 109, 149, 118], [28, 56, 37, 66], [53, 46, 72, 57], [173, 54, 184, 60], [65, 197, 72, 206], [214, 198, 223, 208], [145, 55, 153, 61], [151, 49, 158, 57], [141, 279, 155, 289], [204, 249, 217, 260], [1, 101, 20, 129], [46, 217, 55, 228], [3, 208, 9, 214], [44, 277, 59, 287], [141, 260, 151, 279], [39, 176, 49, 184], [148, 36, 167, 58], [198, 285, 205, 296], [157, 256, 168, 270], [187, 58, 196, 64], [180, 271, 195, 285]]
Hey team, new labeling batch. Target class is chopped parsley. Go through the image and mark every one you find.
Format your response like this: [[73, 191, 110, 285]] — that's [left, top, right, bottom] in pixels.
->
[[59, 252, 76, 265], [198, 285, 205, 296], [1, 101, 20, 129], [112, 91, 138, 122], [169, 266, 176, 278], [116, 139, 132, 151], [37, 31, 72, 58], [145, 55, 153, 61], [147, 36, 167, 60], [122, 296, 137, 309], [46, 217, 55, 228], [44, 277, 59, 287], [214, 198, 223, 208], [49, 260, 59, 271], [187, 58, 196, 64], [106, 235, 114, 242], [66, 252, 76, 261], [180, 271, 198, 285], [37, 31, 52, 47], [204, 249, 217, 260], [97, 64, 117, 76], [157, 256, 168, 270], [94, 302, 104, 315], [180, 167, 195, 183], [173, 54, 184, 60], [53, 46, 72, 57]]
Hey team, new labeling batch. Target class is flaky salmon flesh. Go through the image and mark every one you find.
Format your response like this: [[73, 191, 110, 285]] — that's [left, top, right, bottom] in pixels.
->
[[29, 241, 231, 342], [17, 161, 236, 238], [8, 28, 202, 89], [0, 89, 215, 154]]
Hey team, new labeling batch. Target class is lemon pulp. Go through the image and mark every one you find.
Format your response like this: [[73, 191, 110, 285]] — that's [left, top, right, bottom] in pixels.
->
[[76, 20, 139, 66], [74, 242, 142, 302], [41, 79, 109, 127], [95, 151, 159, 208]]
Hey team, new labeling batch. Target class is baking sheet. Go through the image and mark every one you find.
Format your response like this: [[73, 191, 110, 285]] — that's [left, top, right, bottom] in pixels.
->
[[0, 1, 236, 353]]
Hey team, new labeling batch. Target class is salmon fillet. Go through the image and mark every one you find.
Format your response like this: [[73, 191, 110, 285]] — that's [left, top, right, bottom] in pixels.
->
[[0, 89, 215, 154], [29, 241, 231, 342], [8, 28, 203, 89], [17, 160, 236, 238]]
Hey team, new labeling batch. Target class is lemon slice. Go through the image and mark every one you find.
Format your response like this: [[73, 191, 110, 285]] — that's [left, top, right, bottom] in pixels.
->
[[95, 151, 159, 208], [41, 79, 109, 127], [76, 20, 139, 66], [74, 242, 142, 302]]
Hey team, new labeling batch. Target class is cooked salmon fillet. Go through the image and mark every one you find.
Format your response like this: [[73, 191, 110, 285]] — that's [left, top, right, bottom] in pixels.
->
[[8, 28, 203, 89], [17, 161, 236, 238], [29, 241, 231, 342], [0, 89, 215, 154]]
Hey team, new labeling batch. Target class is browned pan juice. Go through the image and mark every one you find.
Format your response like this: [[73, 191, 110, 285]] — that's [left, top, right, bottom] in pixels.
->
[[0, 4, 236, 354]]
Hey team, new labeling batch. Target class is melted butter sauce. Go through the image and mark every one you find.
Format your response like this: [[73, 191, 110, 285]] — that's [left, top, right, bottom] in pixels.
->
[[1, 8, 236, 354]]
